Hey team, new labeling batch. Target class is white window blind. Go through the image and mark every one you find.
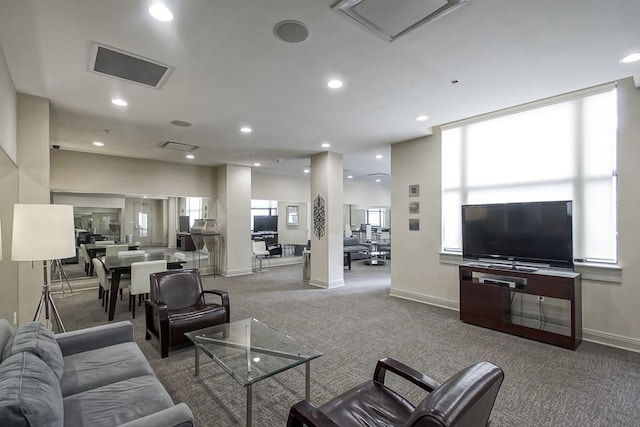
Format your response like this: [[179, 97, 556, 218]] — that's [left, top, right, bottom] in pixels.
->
[[442, 86, 618, 263]]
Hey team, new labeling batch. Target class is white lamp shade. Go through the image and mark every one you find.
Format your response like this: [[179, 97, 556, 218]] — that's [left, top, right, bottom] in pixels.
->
[[11, 204, 76, 261]]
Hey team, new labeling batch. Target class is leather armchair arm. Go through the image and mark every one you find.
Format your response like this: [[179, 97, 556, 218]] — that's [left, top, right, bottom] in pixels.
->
[[287, 400, 339, 427], [374, 357, 440, 393], [203, 290, 230, 322]]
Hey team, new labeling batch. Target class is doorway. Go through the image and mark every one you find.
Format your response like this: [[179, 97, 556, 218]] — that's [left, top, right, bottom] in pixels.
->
[[134, 202, 153, 246]]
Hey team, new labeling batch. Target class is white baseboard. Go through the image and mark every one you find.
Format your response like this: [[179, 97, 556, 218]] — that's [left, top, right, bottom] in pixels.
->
[[389, 288, 458, 311], [309, 278, 345, 289], [583, 329, 640, 353], [220, 268, 253, 277], [389, 288, 640, 354]]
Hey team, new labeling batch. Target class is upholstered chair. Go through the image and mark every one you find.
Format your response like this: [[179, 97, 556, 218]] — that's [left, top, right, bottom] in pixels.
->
[[287, 359, 504, 427], [145, 269, 230, 358], [128, 260, 167, 319]]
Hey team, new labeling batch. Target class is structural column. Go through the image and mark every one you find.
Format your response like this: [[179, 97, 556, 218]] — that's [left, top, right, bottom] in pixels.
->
[[216, 164, 252, 276], [309, 152, 345, 288]]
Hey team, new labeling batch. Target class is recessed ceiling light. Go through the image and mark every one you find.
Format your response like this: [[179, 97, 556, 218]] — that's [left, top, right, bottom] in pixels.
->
[[375, 154, 383, 159], [321, 142, 331, 148], [375, 179, 381, 182], [303, 169, 310, 173], [240, 126, 252, 133], [185, 154, 195, 159], [92, 141, 104, 147], [620, 53, 640, 64], [254, 162, 261, 167], [416, 115, 429, 121], [327, 79, 343, 89], [149, 3, 173, 22], [111, 98, 127, 107], [347, 175, 353, 179]]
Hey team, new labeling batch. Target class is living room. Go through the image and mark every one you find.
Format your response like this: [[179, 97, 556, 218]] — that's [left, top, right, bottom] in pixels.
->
[[2, 1, 640, 426]]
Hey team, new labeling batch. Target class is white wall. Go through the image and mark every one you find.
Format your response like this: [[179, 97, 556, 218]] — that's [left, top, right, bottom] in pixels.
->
[[251, 171, 310, 201], [390, 78, 640, 352], [0, 47, 18, 323], [51, 150, 217, 198], [0, 47, 16, 162], [344, 181, 390, 206], [277, 201, 308, 246]]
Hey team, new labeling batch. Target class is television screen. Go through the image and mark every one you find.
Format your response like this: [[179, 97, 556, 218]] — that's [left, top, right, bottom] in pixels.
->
[[254, 215, 278, 232], [462, 201, 573, 269]]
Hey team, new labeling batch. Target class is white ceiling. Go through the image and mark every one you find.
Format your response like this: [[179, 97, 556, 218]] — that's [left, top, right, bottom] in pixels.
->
[[1, 0, 639, 186]]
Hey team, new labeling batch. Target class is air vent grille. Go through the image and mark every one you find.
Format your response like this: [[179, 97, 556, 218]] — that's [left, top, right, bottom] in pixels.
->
[[158, 141, 199, 152], [90, 43, 174, 88], [332, 0, 470, 42]]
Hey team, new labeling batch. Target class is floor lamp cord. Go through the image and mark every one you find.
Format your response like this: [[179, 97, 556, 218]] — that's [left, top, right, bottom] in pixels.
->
[[33, 260, 66, 333]]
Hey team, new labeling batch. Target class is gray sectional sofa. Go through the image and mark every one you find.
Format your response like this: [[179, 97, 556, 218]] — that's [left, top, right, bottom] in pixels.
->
[[0, 319, 193, 427], [343, 237, 372, 260]]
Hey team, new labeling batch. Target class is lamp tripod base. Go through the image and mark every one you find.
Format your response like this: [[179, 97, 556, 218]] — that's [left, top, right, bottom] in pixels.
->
[[33, 260, 66, 333]]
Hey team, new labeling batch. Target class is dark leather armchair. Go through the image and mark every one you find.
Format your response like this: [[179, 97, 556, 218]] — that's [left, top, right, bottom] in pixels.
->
[[267, 243, 283, 257], [287, 358, 504, 427], [145, 268, 230, 358]]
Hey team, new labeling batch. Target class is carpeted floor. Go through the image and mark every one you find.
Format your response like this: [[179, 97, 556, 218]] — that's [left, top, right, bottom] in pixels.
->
[[55, 262, 640, 426]]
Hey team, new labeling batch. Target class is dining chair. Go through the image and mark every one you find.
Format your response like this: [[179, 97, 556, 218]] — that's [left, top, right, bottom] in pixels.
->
[[105, 244, 129, 257], [117, 250, 146, 257], [79, 244, 91, 276], [129, 260, 167, 319], [173, 252, 186, 261], [92, 258, 126, 311], [252, 240, 270, 272], [95, 240, 115, 245]]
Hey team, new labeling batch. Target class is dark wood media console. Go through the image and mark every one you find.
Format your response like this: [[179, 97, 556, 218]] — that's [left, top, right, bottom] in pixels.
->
[[459, 264, 582, 350]]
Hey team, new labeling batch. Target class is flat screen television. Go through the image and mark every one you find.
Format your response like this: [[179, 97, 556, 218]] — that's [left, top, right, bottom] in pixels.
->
[[461, 201, 573, 269], [253, 215, 278, 232]]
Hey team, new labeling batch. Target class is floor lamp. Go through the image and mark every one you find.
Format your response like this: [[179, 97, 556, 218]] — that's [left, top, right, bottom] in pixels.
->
[[11, 204, 76, 332]]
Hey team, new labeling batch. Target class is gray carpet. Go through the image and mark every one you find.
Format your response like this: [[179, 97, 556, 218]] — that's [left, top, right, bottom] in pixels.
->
[[55, 262, 640, 426]]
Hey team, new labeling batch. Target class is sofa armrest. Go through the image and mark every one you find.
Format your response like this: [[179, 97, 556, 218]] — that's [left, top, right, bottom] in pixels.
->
[[203, 290, 230, 316], [118, 403, 194, 427], [55, 321, 134, 356]]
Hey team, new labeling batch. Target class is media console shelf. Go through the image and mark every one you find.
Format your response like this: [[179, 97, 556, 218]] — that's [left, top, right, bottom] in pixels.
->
[[459, 264, 582, 350]]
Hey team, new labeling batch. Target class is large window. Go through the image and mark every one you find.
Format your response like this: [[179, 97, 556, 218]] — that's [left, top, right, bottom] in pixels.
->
[[186, 197, 203, 228], [442, 86, 618, 263], [366, 208, 385, 228]]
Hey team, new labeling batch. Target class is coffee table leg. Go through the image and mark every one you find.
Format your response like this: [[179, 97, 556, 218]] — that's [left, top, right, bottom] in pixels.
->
[[246, 384, 253, 427], [194, 344, 200, 376], [305, 361, 311, 401]]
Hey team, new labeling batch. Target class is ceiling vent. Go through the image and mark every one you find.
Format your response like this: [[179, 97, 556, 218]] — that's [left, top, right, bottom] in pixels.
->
[[90, 42, 174, 88], [368, 172, 389, 177], [332, 0, 470, 42], [157, 141, 199, 152]]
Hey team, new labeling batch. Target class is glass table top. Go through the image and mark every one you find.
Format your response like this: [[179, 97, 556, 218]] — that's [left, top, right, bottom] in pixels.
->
[[184, 318, 322, 386]]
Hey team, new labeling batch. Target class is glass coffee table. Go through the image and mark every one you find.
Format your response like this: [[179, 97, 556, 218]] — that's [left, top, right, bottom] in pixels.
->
[[184, 318, 323, 426]]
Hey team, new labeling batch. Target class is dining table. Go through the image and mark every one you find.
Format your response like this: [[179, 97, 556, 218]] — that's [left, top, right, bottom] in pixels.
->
[[102, 253, 187, 321], [85, 243, 140, 275]]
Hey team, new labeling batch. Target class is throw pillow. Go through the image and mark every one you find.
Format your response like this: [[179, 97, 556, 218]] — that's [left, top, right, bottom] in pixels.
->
[[0, 351, 64, 427], [0, 319, 14, 362], [11, 322, 64, 380]]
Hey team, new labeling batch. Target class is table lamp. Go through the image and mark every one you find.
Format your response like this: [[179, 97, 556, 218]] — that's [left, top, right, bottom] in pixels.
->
[[11, 204, 75, 332]]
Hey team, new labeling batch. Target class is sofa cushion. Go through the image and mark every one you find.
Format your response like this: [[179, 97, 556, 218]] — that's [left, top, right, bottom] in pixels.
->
[[0, 319, 14, 362], [11, 321, 64, 381], [60, 341, 154, 397], [63, 375, 175, 427], [0, 351, 64, 427], [343, 237, 360, 246]]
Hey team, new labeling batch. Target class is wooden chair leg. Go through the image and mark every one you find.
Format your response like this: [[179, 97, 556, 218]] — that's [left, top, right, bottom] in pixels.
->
[[104, 291, 109, 312]]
